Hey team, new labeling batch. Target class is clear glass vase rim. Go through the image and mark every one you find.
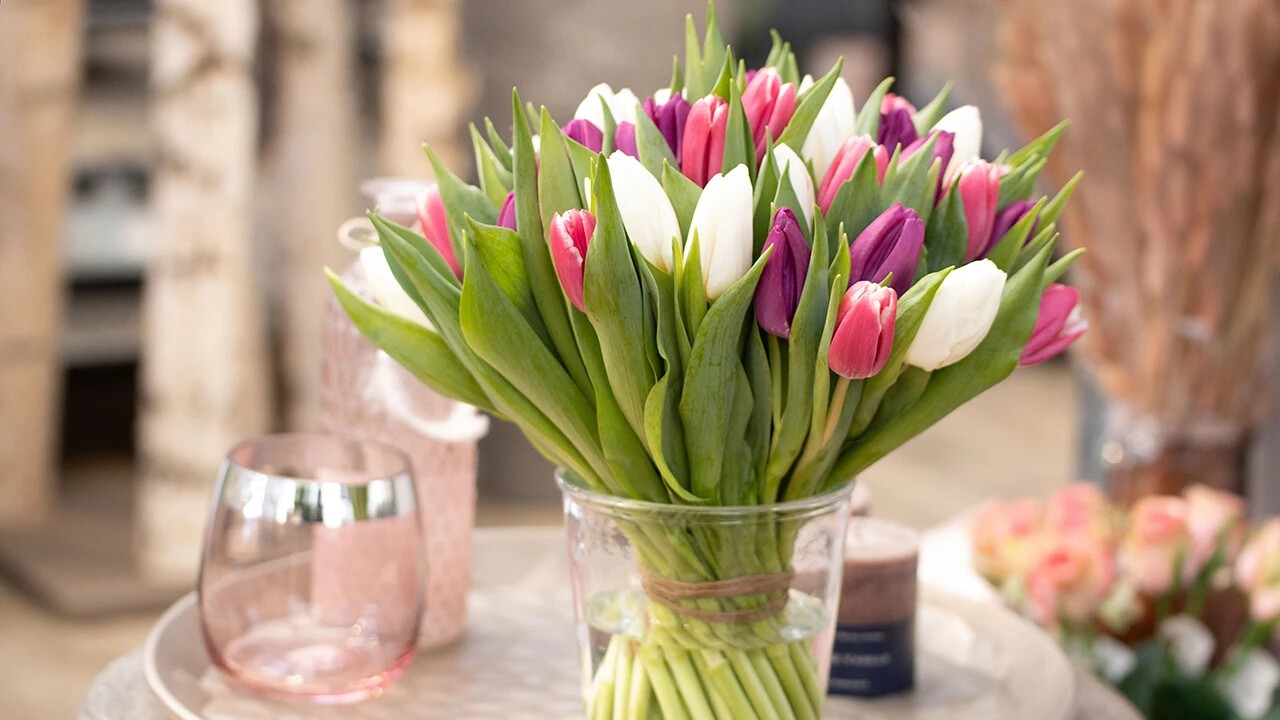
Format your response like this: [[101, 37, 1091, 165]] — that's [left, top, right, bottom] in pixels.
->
[[555, 468, 855, 517], [224, 432, 412, 485]]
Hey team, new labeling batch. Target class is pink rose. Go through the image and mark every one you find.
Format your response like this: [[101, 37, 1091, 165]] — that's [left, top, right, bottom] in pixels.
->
[[1045, 483, 1114, 542], [1026, 536, 1117, 627], [1122, 496, 1191, 596], [1236, 519, 1280, 622], [1184, 484, 1246, 568], [971, 498, 1044, 583]]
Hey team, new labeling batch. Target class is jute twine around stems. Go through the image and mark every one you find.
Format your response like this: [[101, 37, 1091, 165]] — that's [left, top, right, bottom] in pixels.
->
[[639, 566, 796, 623]]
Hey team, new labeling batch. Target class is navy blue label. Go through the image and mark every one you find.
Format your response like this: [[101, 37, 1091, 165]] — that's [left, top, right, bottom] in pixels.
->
[[827, 617, 915, 697]]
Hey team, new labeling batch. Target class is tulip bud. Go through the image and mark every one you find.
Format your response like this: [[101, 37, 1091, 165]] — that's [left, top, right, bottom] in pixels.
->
[[1237, 520, 1280, 622], [906, 258, 1006, 371], [643, 91, 692, 160], [770, 144, 816, 226], [689, 165, 754, 299], [877, 106, 919, 151], [562, 118, 604, 153], [681, 95, 730, 187], [817, 135, 889, 213], [881, 93, 917, 115], [988, 199, 1037, 255], [574, 83, 640, 128], [1124, 496, 1192, 596], [932, 105, 983, 175], [497, 190, 517, 231], [828, 281, 897, 379], [1026, 537, 1116, 627], [800, 75, 856, 181], [1020, 283, 1086, 366], [849, 203, 924, 296], [754, 208, 811, 339], [613, 121, 639, 158], [1185, 484, 1246, 568], [415, 184, 461, 278], [358, 246, 431, 327], [903, 130, 955, 196], [606, 153, 682, 272], [953, 159, 1001, 261], [742, 67, 797, 157], [548, 209, 596, 312]]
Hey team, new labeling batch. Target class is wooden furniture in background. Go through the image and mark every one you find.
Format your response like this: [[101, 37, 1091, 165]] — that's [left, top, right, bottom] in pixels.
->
[[136, 0, 272, 580], [0, 0, 87, 525]]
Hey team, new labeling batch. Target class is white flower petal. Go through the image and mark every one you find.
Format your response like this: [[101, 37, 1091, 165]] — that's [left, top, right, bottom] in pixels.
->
[[1159, 615, 1215, 678], [906, 259, 1005, 370], [607, 153, 681, 272], [690, 165, 754, 299], [574, 83, 615, 128], [359, 247, 433, 328], [773, 144, 816, 226], [933, 105, 983, 175], [800, 76, 856, 180]]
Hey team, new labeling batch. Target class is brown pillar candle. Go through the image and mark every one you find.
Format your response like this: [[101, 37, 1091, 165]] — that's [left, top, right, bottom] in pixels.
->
[[829, 518, 919, 697]]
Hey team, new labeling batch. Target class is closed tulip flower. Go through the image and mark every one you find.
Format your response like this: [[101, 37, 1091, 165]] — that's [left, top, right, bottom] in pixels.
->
[[848, 203, 924, 296], [606, 153, 682, 272], [1020, 284, 1086, 366], [689, 165, 754, 299], [903, 130, 955, 195], [877, 106, 919, 151], [881, 93, 916, 115], [932, 105, 983, 176], [574, 83, 640, 128], [742, 67, 797, 156], [770, 144, 816, 226], [828, 281, 897, 379], [988, 199, 1037, 255], [953, 159, 1001, 261], [817, 135, 889, 213], [562, 118, 604, 153], [613, 122, 639, 158], [906, 258, 1006, 371], [548, 209, 596, 312], [642, 91, 691, 160], [358, 246, 431, 327], [415, 184, 460, 278], [800, 75, 855, 181], [497, 190, 517, 231], [754, 208, 811, 339], [682, 95, 730, 187]]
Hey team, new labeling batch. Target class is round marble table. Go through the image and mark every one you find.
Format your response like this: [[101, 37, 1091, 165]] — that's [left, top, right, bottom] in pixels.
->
[[79, 525, 1141, 720]]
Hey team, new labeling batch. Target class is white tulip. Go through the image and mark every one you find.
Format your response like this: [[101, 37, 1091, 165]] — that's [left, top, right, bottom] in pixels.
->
[[771, 144, 816, 226], [689, 165, 754, 300], [651, 87, 673, 106], [932, 105, 983, 176], [906, 259, 1006, 370], [799, 75, 855, 181], [605, 153, 682, 272], [575, 83, 641, 128], [359, 246, 432, 328]]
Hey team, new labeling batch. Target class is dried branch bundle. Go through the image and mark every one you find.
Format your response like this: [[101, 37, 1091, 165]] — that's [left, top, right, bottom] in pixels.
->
[[997, 0, 1280, 434]]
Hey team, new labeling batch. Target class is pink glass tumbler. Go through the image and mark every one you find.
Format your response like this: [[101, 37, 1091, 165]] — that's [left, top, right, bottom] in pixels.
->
[[198, 434, 425, 703]]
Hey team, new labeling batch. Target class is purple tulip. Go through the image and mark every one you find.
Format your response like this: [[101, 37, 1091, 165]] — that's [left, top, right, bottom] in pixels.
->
[[643, 92, 692, 162], [497, 191, 517, 230], [754, 207, 811, 339], [904, 130, 955, 197], [849, 203, 924, 296], [878, 107, 919, 151], [987, 200, 1037, 254], [562, 118, 604, 153], [614, 121, 639, 158]]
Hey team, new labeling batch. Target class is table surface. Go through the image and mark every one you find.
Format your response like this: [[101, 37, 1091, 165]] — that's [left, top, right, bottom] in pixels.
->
[[79, 523, 1141, 720]]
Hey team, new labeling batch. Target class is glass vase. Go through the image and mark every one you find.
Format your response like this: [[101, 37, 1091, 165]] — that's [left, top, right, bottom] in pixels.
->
[[322, 178, 489, 649], [560, 472, 854, 719]]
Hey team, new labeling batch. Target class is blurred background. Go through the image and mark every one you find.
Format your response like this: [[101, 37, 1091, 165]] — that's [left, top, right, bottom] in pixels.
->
[[2, 0, 1278, 717]]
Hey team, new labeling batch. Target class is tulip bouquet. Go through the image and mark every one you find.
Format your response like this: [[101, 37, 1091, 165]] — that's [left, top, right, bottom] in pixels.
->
[[330, 5, 1083, 718], [973, 485, 1280, 719]]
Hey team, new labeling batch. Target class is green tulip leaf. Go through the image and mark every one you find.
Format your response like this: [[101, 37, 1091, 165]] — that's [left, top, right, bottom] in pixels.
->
[[778, 58, 843, 152], [912, 82, 953, 136]]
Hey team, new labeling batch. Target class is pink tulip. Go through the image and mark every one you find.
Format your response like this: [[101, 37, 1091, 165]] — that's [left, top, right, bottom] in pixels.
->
[[497, 191, 517, 231], [1026, 536, 1117, 627], [1236, 519, 1280, 622], [817, 136, 889, 213], [1045, 483, 1114, 542], [415, 184, 461, 278], [548, 209, 596, 312], [1122, 496, 1192, 596], [1020, 284, 1087, 366], [742, 68, 797, 157], [828, 281, 897, 379], [1185, 484, 1246, 568], [681, 95, 729, 187], [971, 498, 1045, 583], [951, 159, 1001, 261]]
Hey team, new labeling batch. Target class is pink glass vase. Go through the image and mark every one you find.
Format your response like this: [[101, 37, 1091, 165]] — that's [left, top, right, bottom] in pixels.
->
[[321, 180, 488, 649]]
